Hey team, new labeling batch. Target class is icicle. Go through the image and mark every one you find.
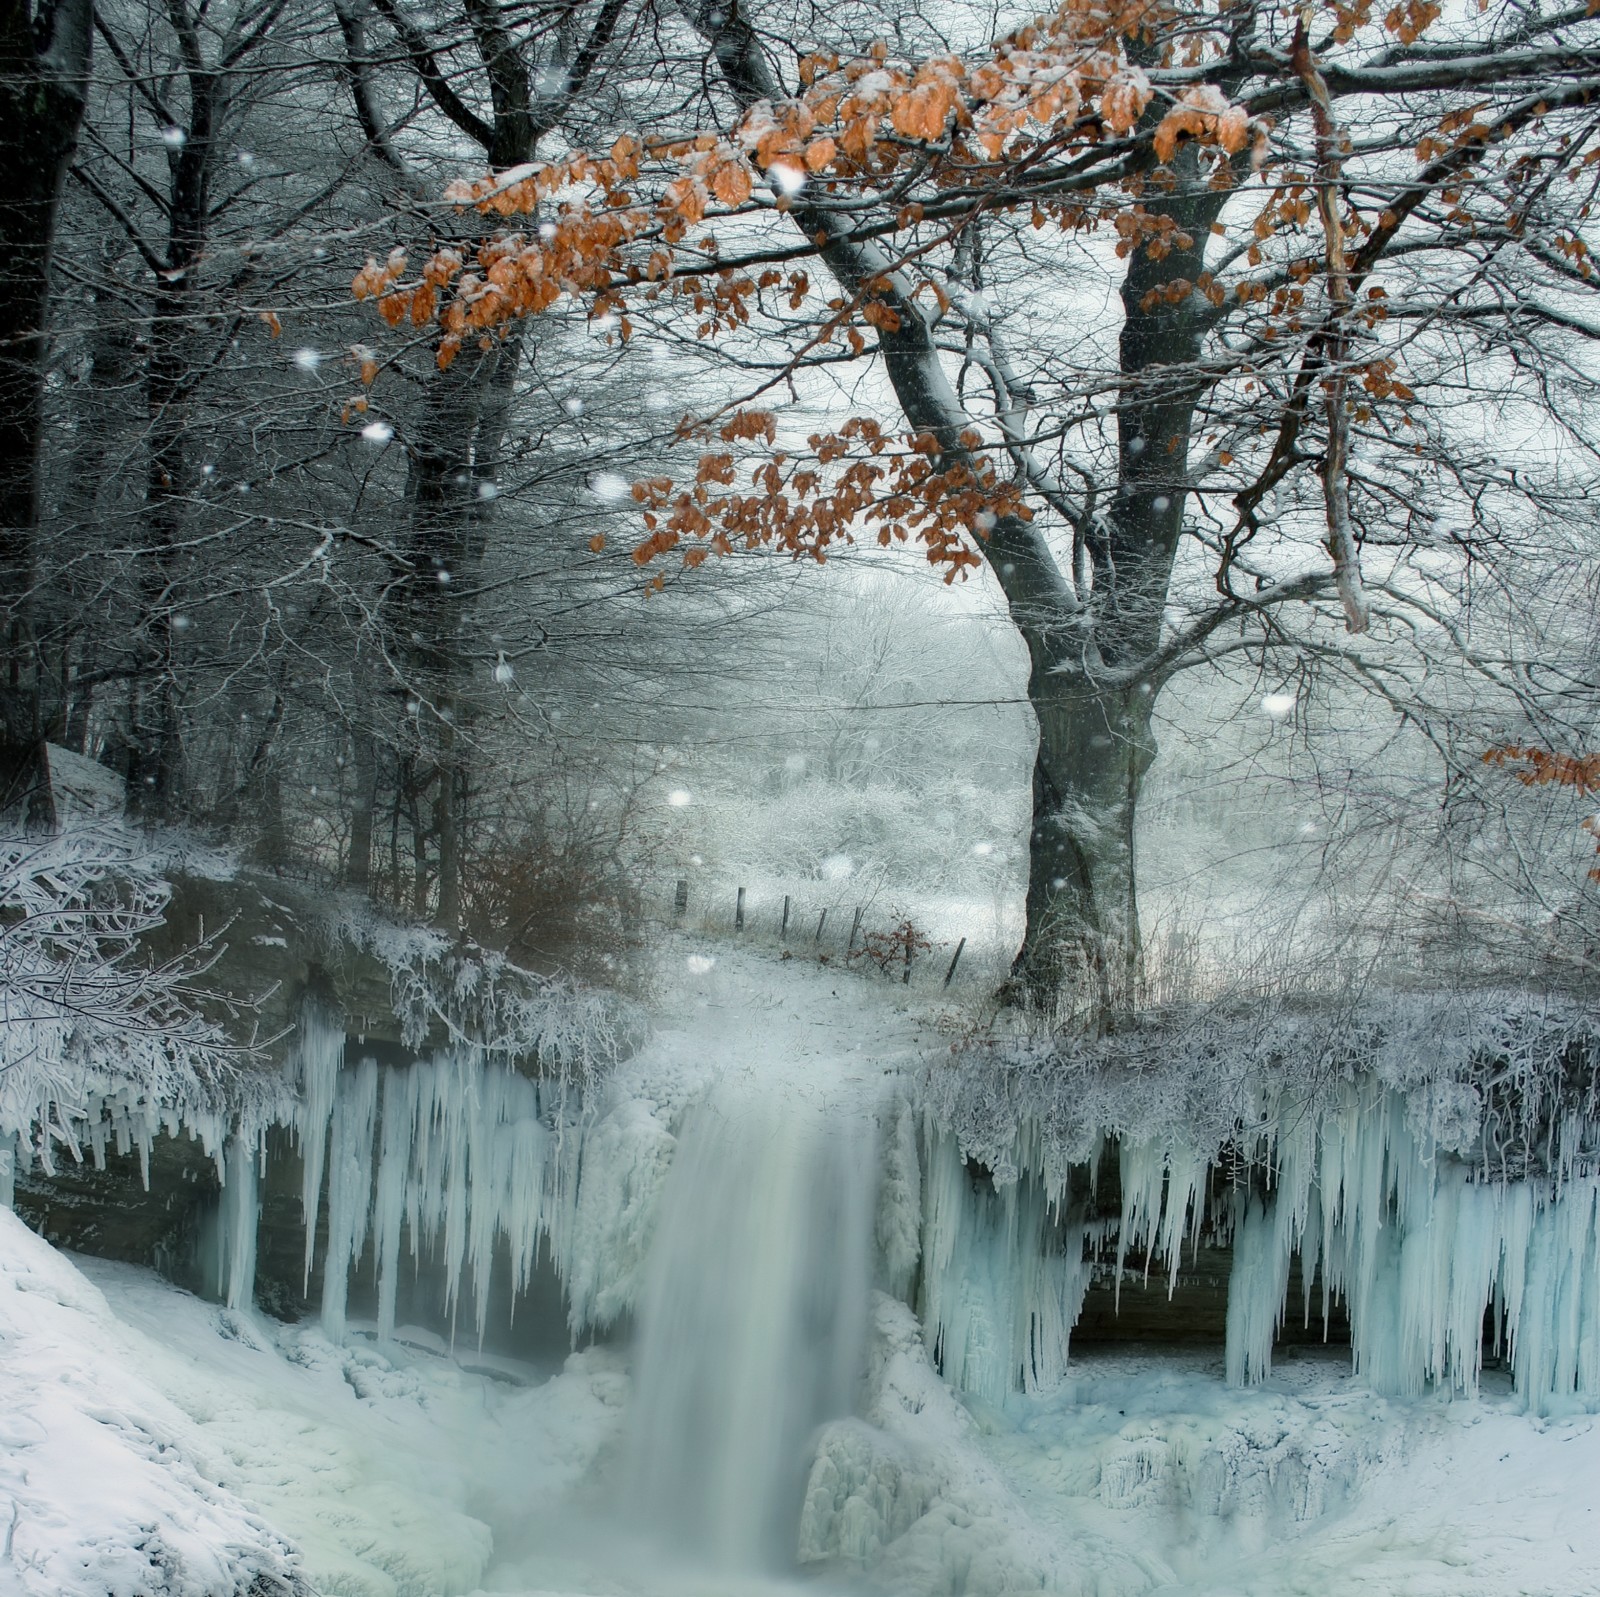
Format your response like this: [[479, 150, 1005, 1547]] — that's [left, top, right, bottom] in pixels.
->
[[292, 1006, 345, 1292], [372, 1065, 417, 1342], [1225, 1189, 1292, 1385], [1156, 1144, 1205, 1298], [320, 1058, 378, 1344], [1445, 1178, 1502, 1390], [1115, 1139, 1169, 1302], [917, 1125, 1090, 1399], [219, 1130, 260, 1312]]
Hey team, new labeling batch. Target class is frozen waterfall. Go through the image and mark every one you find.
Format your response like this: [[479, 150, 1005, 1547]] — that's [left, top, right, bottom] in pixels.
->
[[626, 1075, 877, 1570]]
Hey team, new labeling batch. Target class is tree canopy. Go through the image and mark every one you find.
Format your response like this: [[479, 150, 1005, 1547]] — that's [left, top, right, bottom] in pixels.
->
[[354, 0, 1600, 1013]]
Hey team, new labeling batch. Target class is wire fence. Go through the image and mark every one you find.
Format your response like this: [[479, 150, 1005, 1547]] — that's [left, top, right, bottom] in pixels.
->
[[640, 871, 1005, 992]]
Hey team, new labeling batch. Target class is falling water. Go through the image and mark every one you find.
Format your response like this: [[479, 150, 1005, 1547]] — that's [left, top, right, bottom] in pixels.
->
[[626, 1074, 877, 1571]]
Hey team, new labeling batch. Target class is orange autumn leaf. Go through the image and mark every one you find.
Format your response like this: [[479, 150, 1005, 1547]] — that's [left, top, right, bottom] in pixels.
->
[[710, 160, 753, 206]]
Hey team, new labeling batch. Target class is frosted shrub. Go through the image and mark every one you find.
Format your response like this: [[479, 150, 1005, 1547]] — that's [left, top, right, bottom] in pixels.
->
[[329, 906, 642, 1105], [928, 987, 1600, 1182], [0, 825, 259, 1173]]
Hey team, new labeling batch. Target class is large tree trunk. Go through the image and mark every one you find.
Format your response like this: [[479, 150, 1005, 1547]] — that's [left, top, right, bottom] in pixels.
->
[[1010, 171, 1225, 1015], [687, 0, 1228, 1017], [0, 0, 92, 825], [1019, 670, 1155, 1021]]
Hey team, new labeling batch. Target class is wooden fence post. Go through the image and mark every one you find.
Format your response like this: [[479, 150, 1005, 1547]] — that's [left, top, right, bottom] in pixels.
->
[[848, 906, 864, 953], [815, 908, 828, 943], [943, 936, 966, 988], [673, 879, 688, 922], [780, 895, 790, 941], [735, 886, 746, 932]]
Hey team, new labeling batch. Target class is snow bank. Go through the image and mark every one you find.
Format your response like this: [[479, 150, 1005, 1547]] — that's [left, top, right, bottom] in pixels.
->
[[23, 1218, 631, 1597], [0, 1209, 306, 1597], [801, 1293, 1600, 1597]]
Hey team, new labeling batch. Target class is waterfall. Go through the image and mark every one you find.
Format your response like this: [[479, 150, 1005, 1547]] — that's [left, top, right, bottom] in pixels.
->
[[626, 1075, 877, 1571]]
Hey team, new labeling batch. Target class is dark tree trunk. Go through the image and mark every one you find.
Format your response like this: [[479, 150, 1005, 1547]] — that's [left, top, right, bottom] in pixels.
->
[[128, 15, 224, 819], [393, 339, 495, 924], [0, 0, 93, 825], [1020, 672, 1154, 1021], [57, 283, 137, 753], [1010, 168, 1227, 1016], [346, 729, 378, 888]]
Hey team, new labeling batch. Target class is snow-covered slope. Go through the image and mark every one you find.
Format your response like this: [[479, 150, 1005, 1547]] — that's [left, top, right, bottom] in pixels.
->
[[0, 1204, 632, 1597], [0, 1209, 306, 1597]]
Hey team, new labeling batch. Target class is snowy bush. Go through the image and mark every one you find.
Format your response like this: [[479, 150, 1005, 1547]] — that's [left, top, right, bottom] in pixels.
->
[[0, 825, 265, 1174], [926, 987, 1600, 1185], [327, 903, 643, 1104]]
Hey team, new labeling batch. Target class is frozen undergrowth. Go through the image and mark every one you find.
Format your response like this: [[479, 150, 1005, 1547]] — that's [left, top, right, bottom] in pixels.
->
[[926, 986, 1600, 1181], [323, 901, 646, 1102]]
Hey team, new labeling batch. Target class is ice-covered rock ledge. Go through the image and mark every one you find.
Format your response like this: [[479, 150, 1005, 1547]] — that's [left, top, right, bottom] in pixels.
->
[[916, 987, 1600, 1414]]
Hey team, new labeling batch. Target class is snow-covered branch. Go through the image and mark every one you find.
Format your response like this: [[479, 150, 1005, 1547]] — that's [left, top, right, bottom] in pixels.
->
[[0, 825, 265, 1175]]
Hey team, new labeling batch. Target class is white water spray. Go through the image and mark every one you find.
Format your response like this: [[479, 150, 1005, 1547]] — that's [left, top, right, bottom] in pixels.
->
[[626, 1074, 878, 1571]]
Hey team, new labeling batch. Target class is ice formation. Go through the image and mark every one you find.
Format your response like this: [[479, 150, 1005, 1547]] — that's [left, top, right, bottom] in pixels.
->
[[919, 1082, 1600, 1415], [288, 1022, 669, 1347]]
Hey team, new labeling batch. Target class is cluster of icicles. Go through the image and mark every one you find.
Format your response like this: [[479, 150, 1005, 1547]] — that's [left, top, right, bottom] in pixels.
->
[[920, 1088, 1600, 1415], [214, 1008, 618, 1345], [14, 1008, 1600, 1418]]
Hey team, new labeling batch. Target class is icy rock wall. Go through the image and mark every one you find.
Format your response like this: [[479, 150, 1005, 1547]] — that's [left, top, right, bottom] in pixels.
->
[[82, 1008, 671, 1349], [920, 1085, 1600, 1416]]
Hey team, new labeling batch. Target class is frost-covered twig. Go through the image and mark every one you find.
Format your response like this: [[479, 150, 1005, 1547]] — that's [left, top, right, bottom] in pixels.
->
[[0, 825, 271, 1173]]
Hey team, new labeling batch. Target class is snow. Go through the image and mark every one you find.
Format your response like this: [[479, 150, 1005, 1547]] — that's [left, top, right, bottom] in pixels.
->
[[0, 1209, 305, 1596], [11, 945, 1600, 1597], [0, 1202, 635, 1597], [802, 1294, 1600, 1597]]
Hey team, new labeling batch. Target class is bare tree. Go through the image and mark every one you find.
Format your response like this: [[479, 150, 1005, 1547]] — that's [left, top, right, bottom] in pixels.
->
[[362, 0, 1600, 1014]]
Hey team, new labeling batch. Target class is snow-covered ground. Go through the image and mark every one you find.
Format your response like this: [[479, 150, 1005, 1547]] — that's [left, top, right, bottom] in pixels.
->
[[6, 945, 1600, 1597]]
